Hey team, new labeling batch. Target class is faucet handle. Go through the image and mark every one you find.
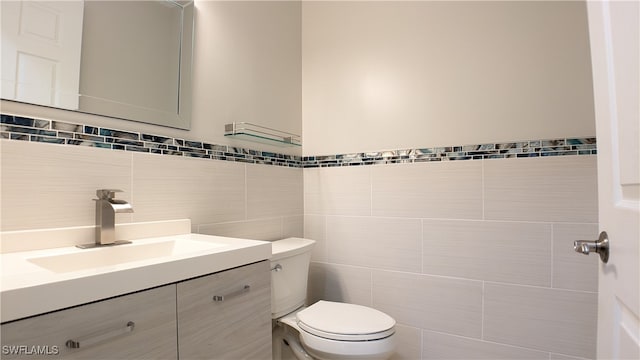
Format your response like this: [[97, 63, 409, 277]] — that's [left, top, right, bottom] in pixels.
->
[[96, 189, 123, 200]]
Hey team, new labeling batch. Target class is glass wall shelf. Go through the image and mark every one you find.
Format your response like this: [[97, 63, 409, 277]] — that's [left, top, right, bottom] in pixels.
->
[[224, 122, 301, 147]]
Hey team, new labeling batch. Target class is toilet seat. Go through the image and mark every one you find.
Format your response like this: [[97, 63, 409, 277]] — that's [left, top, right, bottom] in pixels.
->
[[277, 301, 396, 359], [297, 301, 396, 341]]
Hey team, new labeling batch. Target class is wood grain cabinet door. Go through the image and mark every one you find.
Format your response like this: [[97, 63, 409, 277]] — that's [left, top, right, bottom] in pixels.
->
[[177, 260, 272, 360], [1, 285, 178, 360]]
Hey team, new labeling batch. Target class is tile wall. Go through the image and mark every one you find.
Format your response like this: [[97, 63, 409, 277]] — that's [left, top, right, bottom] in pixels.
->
[[1, 113, 599, 359], [0, 139, 303, 242], [305, 155, 599, 359]]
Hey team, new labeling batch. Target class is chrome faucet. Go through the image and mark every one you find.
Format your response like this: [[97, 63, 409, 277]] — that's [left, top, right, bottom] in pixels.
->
[[77, 189, 134, 249]]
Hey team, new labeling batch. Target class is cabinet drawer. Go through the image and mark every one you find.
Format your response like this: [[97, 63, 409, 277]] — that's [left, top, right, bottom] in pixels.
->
[[177, 260, 271, 360], [1, 285, 177, 360]]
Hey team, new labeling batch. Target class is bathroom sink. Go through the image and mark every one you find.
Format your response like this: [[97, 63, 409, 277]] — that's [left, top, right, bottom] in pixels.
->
[[1, 221, 272, 323], [27, 239, 226, 273]]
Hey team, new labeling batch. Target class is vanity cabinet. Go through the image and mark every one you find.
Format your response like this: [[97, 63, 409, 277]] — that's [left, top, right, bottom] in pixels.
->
[[177, 260, 272, 360], [1, 261, 271, 360], [1, 285, 177, 359]]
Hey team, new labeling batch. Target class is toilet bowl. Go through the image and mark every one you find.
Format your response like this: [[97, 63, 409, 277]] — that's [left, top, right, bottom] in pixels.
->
[[279, 301, 396, 360], [271, 238, 396, 360]]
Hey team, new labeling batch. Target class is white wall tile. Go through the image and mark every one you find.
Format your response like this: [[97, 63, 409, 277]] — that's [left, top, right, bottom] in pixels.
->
[[283, 215, 304, 238], [304, 214, 327, 261], [549, 353, 592, 360], [1, 140, 132, 231], [304, 155, 598, 359], [308, 262, 372, 306], [422, 331, 548, 359], [390, 325, 422, 360], [198, 218, 283, 241], [552, 223, 599, 292], [304, 167, 371, 216], [483, 283, 597, 358], [372, 270, 483, 338], [3, 130, 599, 360], [131, 153, 245, 227], [247, 164, 303, 219], [371, 161, 483, 219], [484, 156, 598, 222], [422, 220, 552, 286], [327, 216, 422, 272]]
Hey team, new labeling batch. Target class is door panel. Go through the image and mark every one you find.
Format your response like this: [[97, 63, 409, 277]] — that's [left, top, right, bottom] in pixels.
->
[[587, 1, 640, 359], [1, 1, 83, 109]]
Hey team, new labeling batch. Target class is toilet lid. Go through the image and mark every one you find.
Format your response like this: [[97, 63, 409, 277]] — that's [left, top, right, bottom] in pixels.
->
[[296, 301, 396, 341]]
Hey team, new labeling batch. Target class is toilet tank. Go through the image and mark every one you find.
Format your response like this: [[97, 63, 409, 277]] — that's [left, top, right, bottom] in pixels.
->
[[271, 237, 315, 319]]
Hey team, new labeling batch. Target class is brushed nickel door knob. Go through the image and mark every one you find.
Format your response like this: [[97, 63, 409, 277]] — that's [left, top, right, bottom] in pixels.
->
[[574, 231, 609, 263]]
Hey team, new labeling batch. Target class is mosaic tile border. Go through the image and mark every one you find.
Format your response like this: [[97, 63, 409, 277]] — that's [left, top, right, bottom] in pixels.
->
[[1, 114, 302, 167], [303, 138, 597, 168], [1, 114, 596, 169]]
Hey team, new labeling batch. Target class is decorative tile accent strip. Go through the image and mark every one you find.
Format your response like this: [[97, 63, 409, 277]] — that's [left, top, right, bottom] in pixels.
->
[[1, 113, 596, 169], [1, 114, 302, 167], [302, 138, 597, 167]]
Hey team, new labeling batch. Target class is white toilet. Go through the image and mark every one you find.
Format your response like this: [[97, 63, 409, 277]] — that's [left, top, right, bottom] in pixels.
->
[[271, 238, 396, 360]]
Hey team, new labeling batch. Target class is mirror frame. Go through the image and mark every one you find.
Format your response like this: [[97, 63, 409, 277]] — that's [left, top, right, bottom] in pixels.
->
[[1, 0, 194, 130]]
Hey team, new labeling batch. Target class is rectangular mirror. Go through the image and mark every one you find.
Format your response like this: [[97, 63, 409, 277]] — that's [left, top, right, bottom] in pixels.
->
[[1, 0, 193, 130]]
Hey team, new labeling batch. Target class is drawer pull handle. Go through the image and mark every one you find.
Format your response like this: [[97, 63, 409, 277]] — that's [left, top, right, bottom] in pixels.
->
[[213, 285, 251, 302], [66, 321, 135, 349]]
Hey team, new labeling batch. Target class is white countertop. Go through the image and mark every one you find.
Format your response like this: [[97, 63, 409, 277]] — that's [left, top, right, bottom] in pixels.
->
[[1, 232, 271, 323]]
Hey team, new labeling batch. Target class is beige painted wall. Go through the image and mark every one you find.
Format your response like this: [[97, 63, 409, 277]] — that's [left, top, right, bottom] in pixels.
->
[[302, 1, 595, 155], [3, 1, 595, 157], [192, 0, 301, 154]]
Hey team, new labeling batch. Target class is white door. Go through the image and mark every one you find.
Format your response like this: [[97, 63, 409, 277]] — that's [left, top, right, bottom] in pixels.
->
[[1, 1, 84, 109], [587, 1, 640, 359]]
